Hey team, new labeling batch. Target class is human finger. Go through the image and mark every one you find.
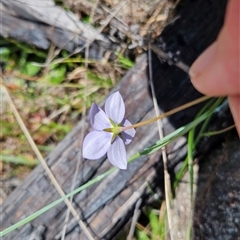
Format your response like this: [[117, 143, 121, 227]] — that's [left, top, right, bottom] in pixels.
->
[[189, 0, 240, 96]]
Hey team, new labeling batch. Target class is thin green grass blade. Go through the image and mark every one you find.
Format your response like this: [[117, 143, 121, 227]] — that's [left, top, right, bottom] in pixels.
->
[[0, 167, 116, 237], [0, 111, 203, 237], [201, 125, 235, 137], [134, 110, 210, 158], [173, 97, 224, 189], [195, 98, 225, 144], [1, 154, 39, 166], [187, 128, 194, 200], [1, 98, 223, 237], [149, 209, 161, 237]]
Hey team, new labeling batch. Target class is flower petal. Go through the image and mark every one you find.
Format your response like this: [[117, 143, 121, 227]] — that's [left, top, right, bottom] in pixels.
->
[[83, 131, 112, 159], [90, 103, 111, 130], [121, 118, 136, 145], [105, 91, 125, 124], [107, 137, 127, 169]]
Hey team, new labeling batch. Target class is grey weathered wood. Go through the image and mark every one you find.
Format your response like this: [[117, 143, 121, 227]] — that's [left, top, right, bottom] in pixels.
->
[[2, 0, 103, 39], [1, 0, 112, 58], [1, 54, 166, 240], [1, 0, 238, 239]]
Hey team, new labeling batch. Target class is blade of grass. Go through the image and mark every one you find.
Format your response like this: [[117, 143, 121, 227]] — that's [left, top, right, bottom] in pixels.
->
[[149, 208, 161, 238], [1, 155, 39, 166], [187, 129, 194, 200], [174, 97, 224, 238], [1, 104, 217, 237], [61, 33, 89, 240], [185, 128, 195, 240], [200, 125, 235, 137], [1, 85, 221, 237], [0, 167, 116, 237], [148, 46, 174, 239], [173, 97, 224, 189], [1, 84, 94, 240]]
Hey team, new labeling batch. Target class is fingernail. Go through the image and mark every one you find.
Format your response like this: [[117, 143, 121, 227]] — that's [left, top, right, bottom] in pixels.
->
[[189, 42, 217, 79]]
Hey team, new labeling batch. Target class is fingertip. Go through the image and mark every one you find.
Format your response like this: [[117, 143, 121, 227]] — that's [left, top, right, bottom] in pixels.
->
[[190, 0, 239, 96], [189, 43, 217, 80], [189, 42, 221, 96]]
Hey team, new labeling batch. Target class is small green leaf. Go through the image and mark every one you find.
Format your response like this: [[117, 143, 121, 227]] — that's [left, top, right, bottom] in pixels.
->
[[135, 230, 151, 240], [49, 66, 66, 84], [149, 209, 160, 237], [22, 62, 41, 76], [83, 16, 91, 23], [115, 52, 135, 69], [0, 47, 11, 61]]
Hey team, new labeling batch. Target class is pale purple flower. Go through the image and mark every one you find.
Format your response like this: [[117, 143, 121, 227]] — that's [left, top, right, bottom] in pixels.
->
[[82, 91, 136, 169]]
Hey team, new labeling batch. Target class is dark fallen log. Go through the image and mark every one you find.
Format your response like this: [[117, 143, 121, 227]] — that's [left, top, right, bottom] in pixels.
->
[[1, 0, 239, 239], [194, 139, 240, 239]]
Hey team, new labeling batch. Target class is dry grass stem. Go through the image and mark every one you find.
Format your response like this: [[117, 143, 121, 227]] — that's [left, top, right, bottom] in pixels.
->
[[61, 31, 91, 240], [90, 0, 99, 24], [148, 47, 174, 240], [127, 198, 142, 240], [2, 84, 94, 240], [47, 1, 126, 67], [140, 0, 167, 36]]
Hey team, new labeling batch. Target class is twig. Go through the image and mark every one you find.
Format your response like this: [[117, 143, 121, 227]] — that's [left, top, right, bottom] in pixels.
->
[[46, 1, 126, 66], [149, 44, 190, 74], [148, 45, 174, 239], [127, 198, 142, 240], [60, 99, 87, 240]]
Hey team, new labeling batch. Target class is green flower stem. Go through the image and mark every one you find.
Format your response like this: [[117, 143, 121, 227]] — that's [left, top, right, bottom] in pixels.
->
[[121, 95, 211, 131], [0, 95, 220, 237], [0, 108, 212, 237]]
